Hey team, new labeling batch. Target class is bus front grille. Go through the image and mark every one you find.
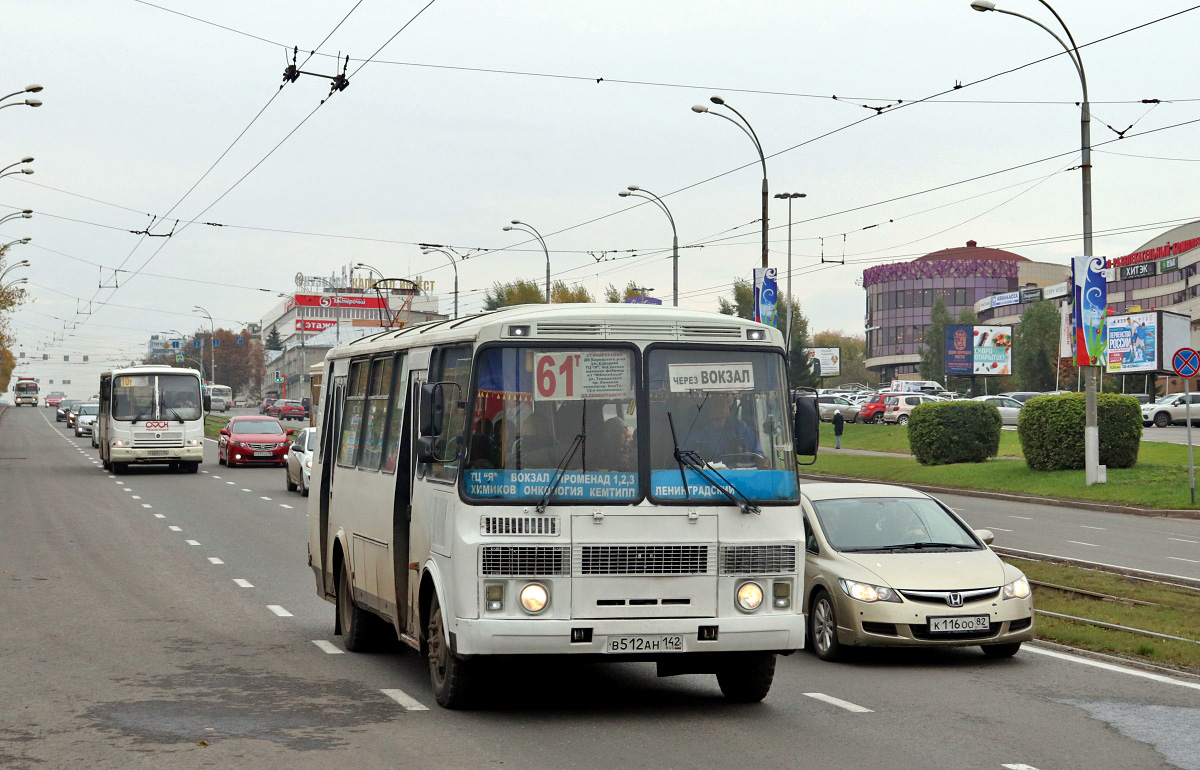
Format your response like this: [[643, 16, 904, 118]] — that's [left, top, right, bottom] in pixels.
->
[[133, 431, 184, 447], [719, 544, 797, 575], [481, 516, 560, 536], [577, 545, 714, 575], [480, 546, 570, 576]]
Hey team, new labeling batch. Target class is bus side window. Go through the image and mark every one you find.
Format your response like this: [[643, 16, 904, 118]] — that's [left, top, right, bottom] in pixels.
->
[[429, 345, 472, 483], [99, 377, 110, 416], [337, 359, 370, 468]]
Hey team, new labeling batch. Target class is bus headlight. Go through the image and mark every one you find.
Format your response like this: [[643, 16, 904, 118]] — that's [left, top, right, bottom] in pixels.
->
[[519, 583, 548, 614], [185, 438, 201, 446], [305, 458, 312, 468], [111, 439, 126, 447], [736, 581, 764, 612]]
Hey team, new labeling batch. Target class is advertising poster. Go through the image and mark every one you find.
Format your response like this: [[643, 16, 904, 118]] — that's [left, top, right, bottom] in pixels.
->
[[1106, 313, 1157, 373], [944, 325, 973, 375], [1072, 255, 1108, 366], [752, 267, 778, 327], [972, 326, 1012, 376], [806, 348, 841, 378]]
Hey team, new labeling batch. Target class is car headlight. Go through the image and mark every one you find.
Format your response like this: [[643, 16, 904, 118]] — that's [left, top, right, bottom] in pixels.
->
[[838, 578, 901, 603], [1003, 575, 1031, 600], [519, 583, 549, 614], [736, 581, 764, 612]]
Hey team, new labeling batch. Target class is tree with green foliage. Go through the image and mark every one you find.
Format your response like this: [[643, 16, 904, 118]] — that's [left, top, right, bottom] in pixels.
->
[[957, 307, 980, 326], [918, 297, 954, 384], [1013, 300, 1060, 391], [717, 278, 816, 386], [604, 280, 650, 303], [551, 282, 594, 303], [265, 325, 283, 351], [483, 279, 594, 309]]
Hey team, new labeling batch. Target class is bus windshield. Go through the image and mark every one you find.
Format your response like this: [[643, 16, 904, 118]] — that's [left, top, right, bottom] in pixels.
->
[[15, 381, 37, 393], [112, 373, 203, 422], [462, 346, 639, 503], [647, 348, 797, 503]]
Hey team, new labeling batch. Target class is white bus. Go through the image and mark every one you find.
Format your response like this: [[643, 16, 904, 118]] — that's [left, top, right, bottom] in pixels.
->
[[205, 384, 233, 412], [97, 365, 206, 474], [308, 304, 817, 708]]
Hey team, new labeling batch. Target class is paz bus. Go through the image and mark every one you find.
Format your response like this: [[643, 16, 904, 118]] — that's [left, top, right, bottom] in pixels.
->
[[204, 384, 233, 412], [308, 304, 818, 708], [96, 365, 206, 474], [13, 376, 38, 406]]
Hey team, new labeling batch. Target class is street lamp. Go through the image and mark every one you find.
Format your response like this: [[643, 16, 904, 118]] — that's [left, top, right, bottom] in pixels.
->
[[193, 305, 216, 385], [1, 276, 27, 293], [970, 0, 1101, 486], [773, 192, 806, 354], [0, 84, 43, 111], [0, 168, 33, 181], [1, 237, 31, 252], [0, 157, 33, 175], [0, 259, 30, 283], [0, 209, 33, 226], [418, 245, 461, 319], [619, 185, 679, 306], [503, 220, 551, 303], [692, 95, 769, 269]]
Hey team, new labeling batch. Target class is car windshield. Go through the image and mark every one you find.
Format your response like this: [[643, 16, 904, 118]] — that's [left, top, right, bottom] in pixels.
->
[[811, 497, 981, 552], [77, 404, 99, 415], [462, 347, 639, 503], [1153, 395, 1177, 405], [231, 421, 284, 435], [647, 348, 797, 503], [113, 373, 202, 421]]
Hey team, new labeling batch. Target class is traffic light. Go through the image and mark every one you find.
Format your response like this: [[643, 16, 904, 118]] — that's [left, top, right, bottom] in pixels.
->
[[274, 370, 282, 383]]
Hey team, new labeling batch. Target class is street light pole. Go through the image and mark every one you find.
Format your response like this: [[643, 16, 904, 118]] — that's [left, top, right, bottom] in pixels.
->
[[971, 0, 1101, 485], [0, 84, 42, 110], [774, 192, 806, 354], [193, 305, 215, 385], [0, 259, 30, 283], [619, 186, 679, 306], [503, 221, 551, 303], [0, 209, 33, 226], [693, 96, 769, 269], [418, 245, 461, 319]]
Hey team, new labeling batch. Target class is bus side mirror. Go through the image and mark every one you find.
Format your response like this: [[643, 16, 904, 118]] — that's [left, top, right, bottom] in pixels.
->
[[793, 390, 820, 465], [419, 382, 446, 438], [203, 395, 212, 412]]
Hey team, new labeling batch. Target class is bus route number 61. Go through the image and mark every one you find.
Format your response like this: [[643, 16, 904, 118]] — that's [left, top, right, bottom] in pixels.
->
[[536, 353, 582, 400]]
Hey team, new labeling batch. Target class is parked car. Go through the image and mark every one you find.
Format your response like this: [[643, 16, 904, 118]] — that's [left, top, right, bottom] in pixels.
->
[[55, 399, 80, 422], [44, 391, 67, 408], [972, 395, 1023, 426], [218, 416, 294, 467], [73, 403, 100, 437], [259, 397, 278, 414], [268, 399, 307, 421], [285, 427, 316, 496], [1142, 393, 1200, 427], [1125, 393, 1152, 404], [801, 482, 1034, 661], [817, 395, 860, 423], [857, 393, 900, 424], [998, 391, 1044, 404], [882, 393, 938, 425]]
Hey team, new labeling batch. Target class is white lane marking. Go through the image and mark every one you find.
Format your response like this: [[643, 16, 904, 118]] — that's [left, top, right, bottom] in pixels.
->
[[997, 547, 1200, 583], [1009, 515, 1033, 520], [168, 526, 182, 532], [1080, 525, 1106, 531], [122, 488, 132, 492], [131, 495, 141, 500], [1002, 765, 1042, 770], [142, 504, 153, 509], [201, 470, 209, 474], [1025, 646, 1200, 691], [233, 579, 254, 588], [154, 514, 166, 519], [987, 526, 1014, 532], [260, 496, 272, 501], [208, 557, 224, 565], [212, 475, 221, 479], [279, 504, 293, 509], [185, 539, 200, 546], [802, 693, 873, 713], [1167, 556, 1200, 564], [226, 481, 235, 485], [1169, 537, 1199, 544], [114, 481, 122, 485], [1066, 541, 1099, 547], [381, 688, 429, 711], [267, 605, 293, 617], [108, 475, 116, 479], [241, 488, 252, 492], [312, 640, 344, 654]]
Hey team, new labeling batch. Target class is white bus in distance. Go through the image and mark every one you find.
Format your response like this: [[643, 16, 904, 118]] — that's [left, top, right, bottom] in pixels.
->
[[308, 304, 819, 708], [96, 365, 206, 474]]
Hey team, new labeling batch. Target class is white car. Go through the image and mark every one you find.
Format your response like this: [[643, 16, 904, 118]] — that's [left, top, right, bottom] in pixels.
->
[[73, 403, 100, 437], [1142, 393, 1200, 428], [971, 395, 1023, 426], [285, 427, 316, 496]]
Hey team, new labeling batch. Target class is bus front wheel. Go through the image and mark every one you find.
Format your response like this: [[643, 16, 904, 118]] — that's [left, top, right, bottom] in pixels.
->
[[715, 652, 776, 703], [427, 593, 472, 708], [112, 462, 128, 475]]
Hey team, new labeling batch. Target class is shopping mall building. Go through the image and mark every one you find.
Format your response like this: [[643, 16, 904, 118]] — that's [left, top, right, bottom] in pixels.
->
[[863, 223, 1200, 384]]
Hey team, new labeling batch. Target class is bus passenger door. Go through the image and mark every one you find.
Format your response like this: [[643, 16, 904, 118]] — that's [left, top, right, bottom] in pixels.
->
[[316, 371, 346, 599], [392, 368, 420, 641]]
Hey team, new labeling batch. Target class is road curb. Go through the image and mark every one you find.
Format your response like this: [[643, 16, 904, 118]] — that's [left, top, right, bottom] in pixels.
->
[[797, 471, 1200, 520]]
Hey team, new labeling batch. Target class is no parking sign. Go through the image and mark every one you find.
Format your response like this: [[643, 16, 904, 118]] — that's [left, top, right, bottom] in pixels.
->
[[1173, 347, 1199, 504]]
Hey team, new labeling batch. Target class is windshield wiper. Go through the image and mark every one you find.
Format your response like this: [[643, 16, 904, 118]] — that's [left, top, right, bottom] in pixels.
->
[[667, 411, 760, 515], [888, 542, 979, 550], [535, 433, 584, 514], [130, 405, 154, 424], [159, 400, 185, 424]]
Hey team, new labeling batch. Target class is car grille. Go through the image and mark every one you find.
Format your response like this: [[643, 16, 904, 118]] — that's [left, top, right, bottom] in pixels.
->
[[910, 622, 999, 641], [480, 545, 570, 576], [898, 587, 1000, 606], [719, 544, 797, 575], [576, 545, 714, 575], [248, 442, 280, 451], [133, 431, 184, 447], [480, 516, 559, 536]]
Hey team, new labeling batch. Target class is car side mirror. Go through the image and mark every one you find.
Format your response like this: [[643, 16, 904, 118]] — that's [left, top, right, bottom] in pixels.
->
[[219, 428, 229, 436], [793, 389, 820, 465], [974, 528, 995, 546], [287, 429, 295, 436]]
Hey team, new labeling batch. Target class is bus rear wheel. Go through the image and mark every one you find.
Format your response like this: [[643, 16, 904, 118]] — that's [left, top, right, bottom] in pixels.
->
[[715, 652, 776, 703], [337, 559, 381, 653], [427, 593, 472, 708]]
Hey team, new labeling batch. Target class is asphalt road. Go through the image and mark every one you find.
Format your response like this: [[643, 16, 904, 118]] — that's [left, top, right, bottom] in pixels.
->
[[3, 405, 1199, 769]]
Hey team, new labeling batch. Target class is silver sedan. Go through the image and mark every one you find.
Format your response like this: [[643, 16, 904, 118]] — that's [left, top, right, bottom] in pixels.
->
[[971, 395, 1023, 426]]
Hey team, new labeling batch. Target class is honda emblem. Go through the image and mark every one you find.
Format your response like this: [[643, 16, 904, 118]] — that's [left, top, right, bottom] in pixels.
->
[[946, 592, 964, 607]]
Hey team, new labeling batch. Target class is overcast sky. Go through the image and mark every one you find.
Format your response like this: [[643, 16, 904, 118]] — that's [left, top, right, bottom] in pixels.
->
[[5, 0, 1200, 390]]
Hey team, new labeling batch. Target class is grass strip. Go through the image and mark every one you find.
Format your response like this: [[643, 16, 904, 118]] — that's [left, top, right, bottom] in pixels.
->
[[204, 414, 230, 437], [1005, 557, 1200, 670]]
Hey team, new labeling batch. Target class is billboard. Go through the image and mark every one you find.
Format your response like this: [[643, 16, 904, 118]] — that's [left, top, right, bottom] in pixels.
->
[[806, 348, 841, 378], [942, 325, 1012, 376], [295, 319, 338, 332], [1072, 256, 1108, 366], [1105, 310, 1191, 373]]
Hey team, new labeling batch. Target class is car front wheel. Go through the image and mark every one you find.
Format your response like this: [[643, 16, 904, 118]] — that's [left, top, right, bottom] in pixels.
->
[[809, 589, 843, 661], [1154, 412, 1171, 428]]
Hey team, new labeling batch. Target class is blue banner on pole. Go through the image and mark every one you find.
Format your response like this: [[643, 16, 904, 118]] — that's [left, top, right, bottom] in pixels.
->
[[752, 267, 778, 326]]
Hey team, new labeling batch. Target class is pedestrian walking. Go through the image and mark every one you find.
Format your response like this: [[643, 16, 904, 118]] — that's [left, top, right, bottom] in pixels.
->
[[832, 408, 844, 449]]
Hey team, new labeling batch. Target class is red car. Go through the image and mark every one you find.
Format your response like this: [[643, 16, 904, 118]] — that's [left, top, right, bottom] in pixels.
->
[[218, 416, 294, 467], [44, 392, 66, 408], [259, 397, 277, 414], [856, 393, 900, 424], [267, 399, 307, 421]]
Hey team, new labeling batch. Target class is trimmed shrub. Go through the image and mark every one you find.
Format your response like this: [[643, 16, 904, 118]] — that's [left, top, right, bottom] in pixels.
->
[[1018, 393, 1142, 471], [908, 400, 1002, 465]]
